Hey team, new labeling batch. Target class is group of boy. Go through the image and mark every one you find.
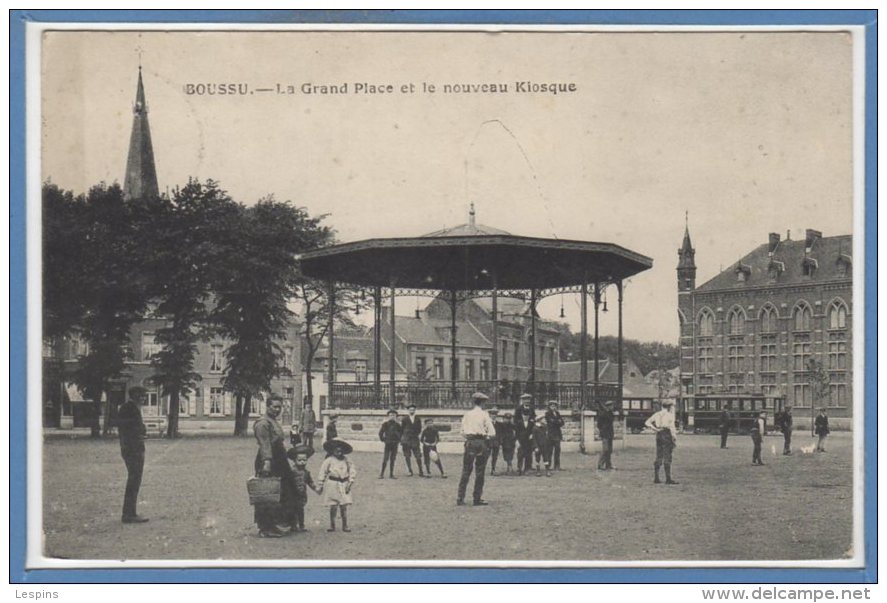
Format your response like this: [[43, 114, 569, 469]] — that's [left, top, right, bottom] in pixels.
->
[[375, 394, 570, 480], [495, 393, 567, 477], [378, 404, 447, 479]]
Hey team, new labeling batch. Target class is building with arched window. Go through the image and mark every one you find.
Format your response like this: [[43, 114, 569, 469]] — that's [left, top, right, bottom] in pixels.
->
[[677, 225, 853, 428]]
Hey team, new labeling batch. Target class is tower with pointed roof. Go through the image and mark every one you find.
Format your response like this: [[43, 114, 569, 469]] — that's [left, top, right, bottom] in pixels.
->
[[677, 212, 696, 292], [123, 66, 159, 200]]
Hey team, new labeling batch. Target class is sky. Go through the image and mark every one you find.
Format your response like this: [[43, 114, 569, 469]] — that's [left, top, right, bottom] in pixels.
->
[[41, 29, 855, 343]]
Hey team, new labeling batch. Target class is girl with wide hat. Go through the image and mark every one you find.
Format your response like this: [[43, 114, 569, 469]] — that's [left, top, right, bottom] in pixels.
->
[[317, 439, 356, 532]]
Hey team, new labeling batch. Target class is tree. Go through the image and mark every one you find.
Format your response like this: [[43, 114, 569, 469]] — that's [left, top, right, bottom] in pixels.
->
[[42, 183, 90, 426], [70, 183, 153, 437], [145, 180, 240, 437], [554, 321, 680, 376], [211, 197, 324, 435], [806, 357, 831, 436], [295, 276, 368, 408]]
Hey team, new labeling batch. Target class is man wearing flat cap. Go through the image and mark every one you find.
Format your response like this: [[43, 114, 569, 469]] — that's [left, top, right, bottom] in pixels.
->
[[457, 392, 495, 506], [645, 399, 679, 485]]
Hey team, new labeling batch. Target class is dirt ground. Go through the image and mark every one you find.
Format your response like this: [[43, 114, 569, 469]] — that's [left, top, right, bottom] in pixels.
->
[[41, 431, 854, 562]]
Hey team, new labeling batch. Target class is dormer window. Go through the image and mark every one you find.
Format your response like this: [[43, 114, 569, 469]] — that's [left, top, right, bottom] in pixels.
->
[[767, 259, 784, 282], [735, 262, 751, 283], [837, 254, 852, 278], [802, 256, 818, 278]]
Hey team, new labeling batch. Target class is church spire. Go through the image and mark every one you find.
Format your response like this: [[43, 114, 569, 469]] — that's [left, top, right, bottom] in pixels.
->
[[677, 211, 696, 291], [123, 66, 159, 200]]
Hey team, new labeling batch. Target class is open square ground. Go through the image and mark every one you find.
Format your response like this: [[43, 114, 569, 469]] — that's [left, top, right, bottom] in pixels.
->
[[41, 431, 853, 563]]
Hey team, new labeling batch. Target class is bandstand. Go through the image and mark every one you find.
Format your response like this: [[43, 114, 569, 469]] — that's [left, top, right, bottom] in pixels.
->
[[298, 210, 653, 424]]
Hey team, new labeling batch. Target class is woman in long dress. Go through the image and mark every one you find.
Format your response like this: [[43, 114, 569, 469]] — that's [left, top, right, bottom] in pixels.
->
[[253, 396, 296, 537]]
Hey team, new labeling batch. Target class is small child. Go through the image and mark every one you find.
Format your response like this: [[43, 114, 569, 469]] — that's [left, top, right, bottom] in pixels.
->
[[531, 415, 551, 477], [499, 413, 517, 475], [317, 438, 356, 532], [378, 409, 402, 479], [325, 414, 339, 446], [420, 418, 446, 477], [285, 444, 319, 532]]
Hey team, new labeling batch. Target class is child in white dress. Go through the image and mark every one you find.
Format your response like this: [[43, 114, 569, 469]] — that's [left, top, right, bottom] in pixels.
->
[[317, 439, 356, 532]]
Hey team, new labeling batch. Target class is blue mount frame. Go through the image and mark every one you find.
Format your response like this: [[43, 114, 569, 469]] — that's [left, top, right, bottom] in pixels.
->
[[9, 9, 877, 584]]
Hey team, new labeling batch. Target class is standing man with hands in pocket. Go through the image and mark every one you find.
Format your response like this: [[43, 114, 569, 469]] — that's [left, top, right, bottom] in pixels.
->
[[457, 392, 496, 506]]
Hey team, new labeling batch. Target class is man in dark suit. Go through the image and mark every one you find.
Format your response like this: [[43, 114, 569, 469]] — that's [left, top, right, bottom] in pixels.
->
[[544, 400, 565, 470], [514, 394, 535, 475], [814, 408, 830, 452], [596, 400, 616, 470], [718, 402, 733, 449], [400, 404, 425, 477], [117, 386, 149, 523]]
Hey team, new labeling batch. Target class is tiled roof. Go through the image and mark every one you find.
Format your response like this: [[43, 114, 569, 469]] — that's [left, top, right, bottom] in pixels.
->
[[472, 296, 528, 315], [695, 233, 851, 292], [380, 314, 492, 348]]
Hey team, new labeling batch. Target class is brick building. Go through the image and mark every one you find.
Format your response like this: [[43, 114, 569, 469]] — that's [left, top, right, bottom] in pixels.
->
[[677, 223, 852, 428]]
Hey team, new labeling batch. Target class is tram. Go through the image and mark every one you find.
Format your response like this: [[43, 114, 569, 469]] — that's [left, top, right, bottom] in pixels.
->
[[683, 393, 785, 434]]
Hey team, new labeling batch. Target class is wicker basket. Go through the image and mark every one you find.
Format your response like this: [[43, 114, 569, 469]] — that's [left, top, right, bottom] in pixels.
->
[[246, 476, 281, 505]]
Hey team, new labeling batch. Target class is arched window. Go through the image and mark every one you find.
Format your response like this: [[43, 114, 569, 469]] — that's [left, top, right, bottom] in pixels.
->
[[728, 308, 745, 335], [699, 310, 714, 337], [829, 301, 847, 330], [793, 304, 812, 331], [760, 306, 778, 333]]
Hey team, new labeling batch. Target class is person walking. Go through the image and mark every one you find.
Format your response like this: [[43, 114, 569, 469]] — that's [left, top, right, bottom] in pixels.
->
[[750, 410, 766, 465], [545, 400, 565, 470], [814, 408, 830, 452], [596, 400, 616, 471], [718, 402, 733, 449], [253, 394, 296, 538], [456, 392, 495, 506], [117, 386, 149, 524], [645, 398, 679, 485], [299, 399, 317, 451]]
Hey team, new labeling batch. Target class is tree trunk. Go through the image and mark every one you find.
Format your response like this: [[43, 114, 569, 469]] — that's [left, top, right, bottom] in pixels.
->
[[90, 399, 102, 438], [233, 394, 244, 436], [305, 360, 314, 406], [239, 394, 253, 436], [167, 389, 180, 438], [48, 339, 64, 427]]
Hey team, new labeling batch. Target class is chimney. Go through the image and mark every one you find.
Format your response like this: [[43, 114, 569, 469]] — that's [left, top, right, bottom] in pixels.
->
[[768, 232, 780, 254], [805, 229, 822, 250], [786, 229, 791, 240]]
